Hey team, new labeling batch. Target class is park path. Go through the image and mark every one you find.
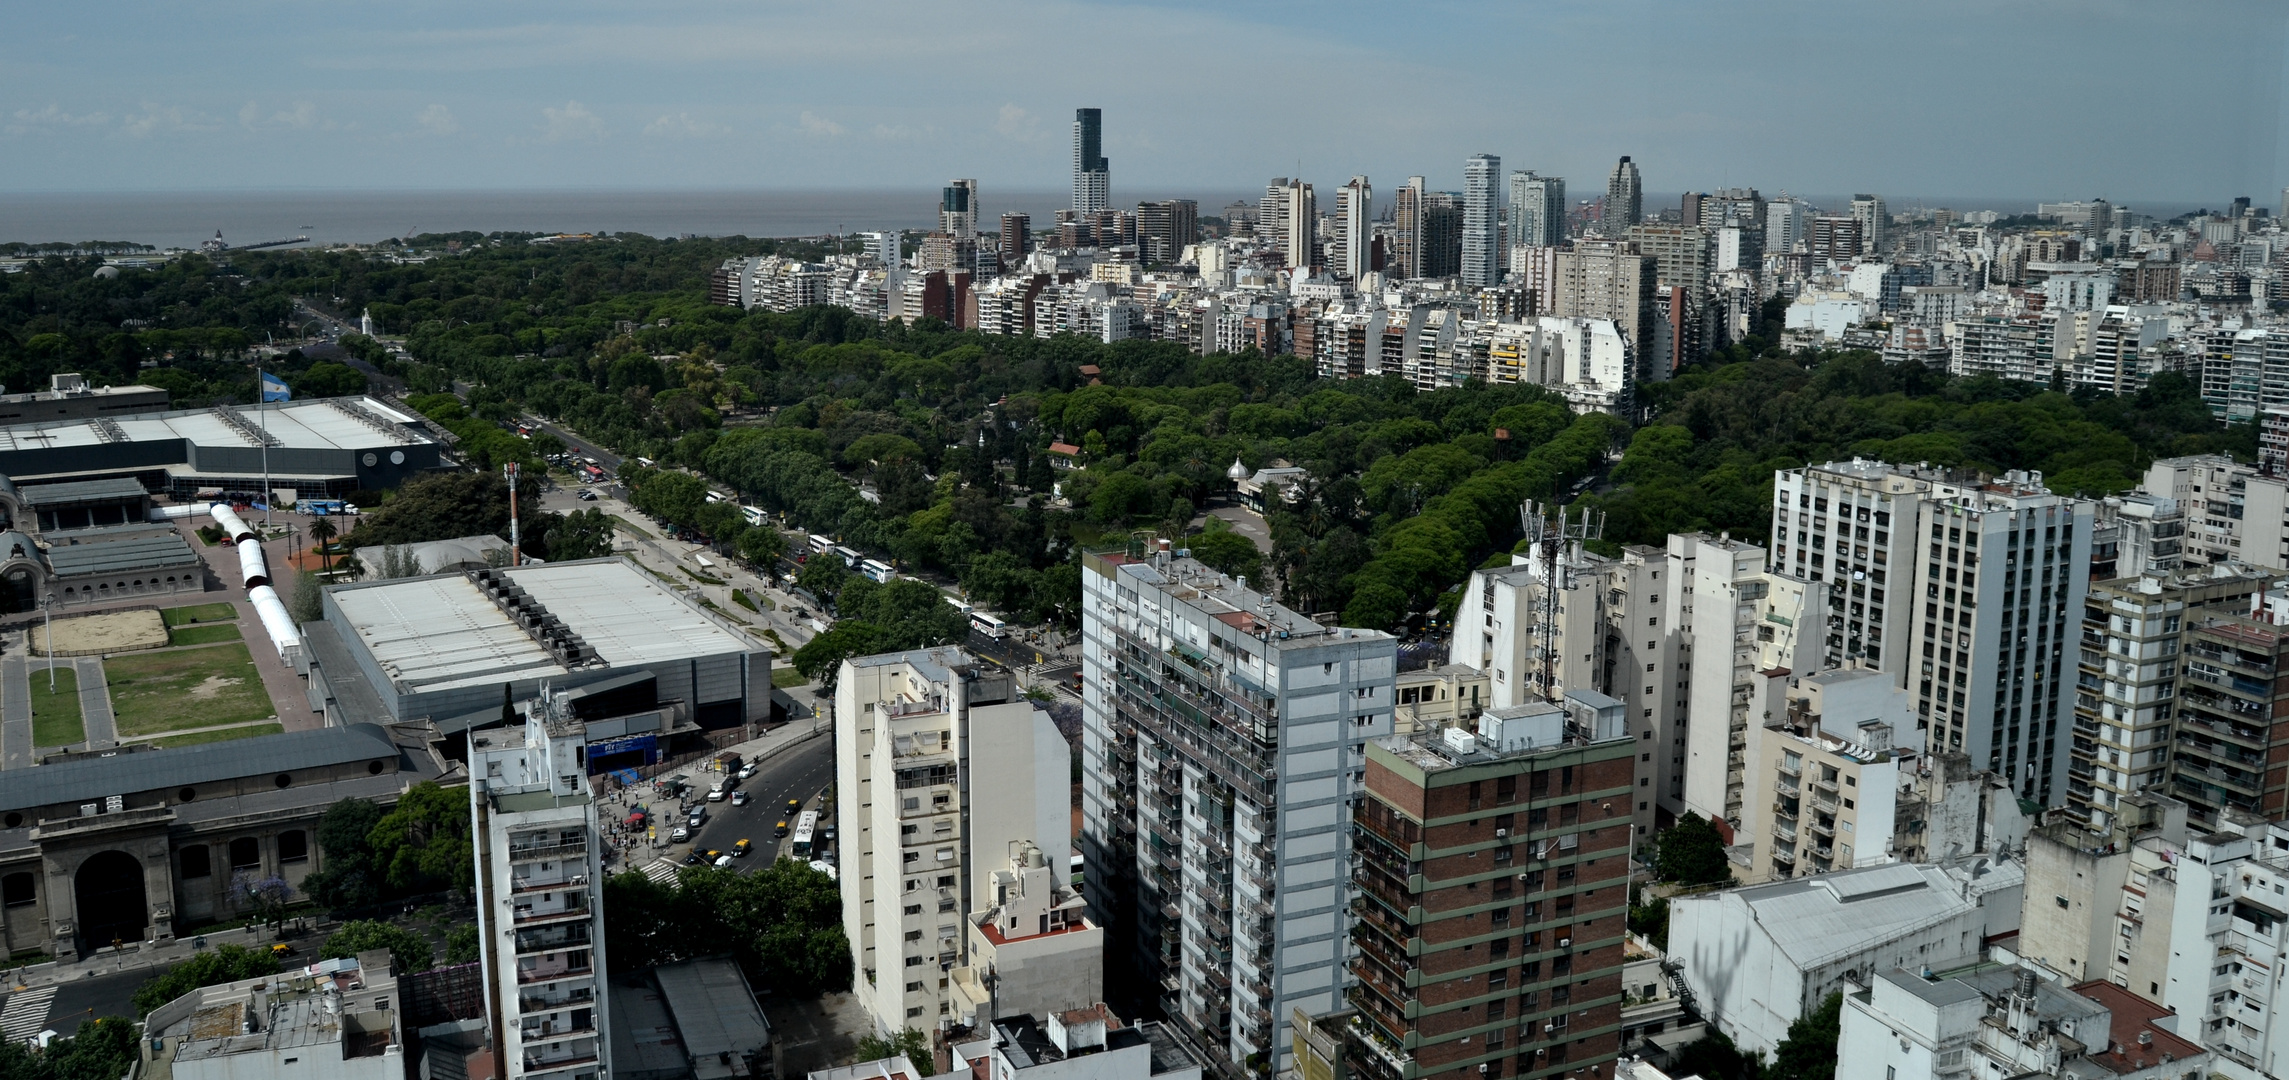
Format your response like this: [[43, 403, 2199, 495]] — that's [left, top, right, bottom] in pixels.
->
[[0, 654, 27, 769], [75, 657, 115, 749]]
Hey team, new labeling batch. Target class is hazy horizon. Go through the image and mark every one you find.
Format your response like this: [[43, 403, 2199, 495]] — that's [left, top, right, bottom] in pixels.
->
[[5, 2, 2286, 205]]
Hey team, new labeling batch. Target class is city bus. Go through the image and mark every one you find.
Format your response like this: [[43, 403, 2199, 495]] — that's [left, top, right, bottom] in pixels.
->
[[832, 545, 861, 568], [859, 559, 895, 584], [970, 611, 1009, 639], [808, 534, 834, 556], [789, 810, 819, 859]]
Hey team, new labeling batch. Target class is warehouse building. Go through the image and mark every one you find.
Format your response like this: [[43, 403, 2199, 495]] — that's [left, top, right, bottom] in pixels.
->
[[305, 557, 771, 732], [0, 395, 442, 498]]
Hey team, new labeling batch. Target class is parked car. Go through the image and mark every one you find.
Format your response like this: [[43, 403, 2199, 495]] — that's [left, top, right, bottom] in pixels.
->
[[670, 825, 689, 843], [730, 790, 749, 806], [706, 787, 726, 802], [688, 806, 706, 826]]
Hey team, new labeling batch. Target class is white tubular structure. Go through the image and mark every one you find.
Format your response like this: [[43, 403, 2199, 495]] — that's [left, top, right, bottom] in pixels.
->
[[147, 504, 205, 522], [208, 502, 302, 658]]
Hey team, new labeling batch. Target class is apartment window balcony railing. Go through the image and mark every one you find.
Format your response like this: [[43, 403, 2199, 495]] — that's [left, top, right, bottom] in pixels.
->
[[516, 924, 593, 955], [514, 901, 591, 925], [516, 963, 593, 985], [521, 1014, 596, 1040], [1774, 779, 1800, 798], [507, 840, 587, 864], [519, 986, 596, 1014]]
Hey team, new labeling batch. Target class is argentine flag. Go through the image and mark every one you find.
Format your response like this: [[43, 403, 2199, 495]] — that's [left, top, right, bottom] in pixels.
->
[[258, 370, 291, 402]]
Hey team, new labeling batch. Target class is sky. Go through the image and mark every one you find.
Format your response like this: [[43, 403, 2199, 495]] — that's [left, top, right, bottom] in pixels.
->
[[4, 0, 2289, 208]]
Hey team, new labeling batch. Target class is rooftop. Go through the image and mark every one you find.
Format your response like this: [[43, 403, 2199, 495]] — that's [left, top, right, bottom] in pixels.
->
[[19, 477, 152, 506], [1705, 859, 2022, 970], [2072, 980, 2205, 1075], [0, 396, 432, 455], [652, 957, 771, 1070], [0, 723, 400, 815], [1091, 550, 1387, 650], [328, 558, 757, 697], [44, 526, 200, 576]]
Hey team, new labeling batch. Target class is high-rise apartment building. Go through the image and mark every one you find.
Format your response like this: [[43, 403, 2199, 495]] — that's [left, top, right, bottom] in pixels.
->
[[1769, 460, 1941, 673], [1508, 171, 1567, 249], [1391, 177, 1426, 280], [1136, 200, 1197, 266], [1851, 194, 1889, 255], [1073, 108, 1109, 214], [1420, 192, 1463, 279], [1910, 472, 2094, 804], [1552, 239, 1655, 364], [1079, 546, 1397, 1073], [1668, 533, 1816, 829], [1274, 178, 1318, 271], [1603, 157, 1642, 236], [1336, 177, 1373, 281], [1764, 200, 1804, 256], [1626, 223, 1714, 370], [1700, 187, 1765, 232], [2067, 569, 2272, 831], [1463, 154, 1503, 288], [1000, 213, 1031, 266], [941, 180, 979, 240], [1808, 216, 1863, 261], [1348, 699, 1634, 1080], [471, 697, 614, 1080], [1747, 667, 1921, 881], [837, 647, 1075, 1037], [2166, 613, 2289, 825]]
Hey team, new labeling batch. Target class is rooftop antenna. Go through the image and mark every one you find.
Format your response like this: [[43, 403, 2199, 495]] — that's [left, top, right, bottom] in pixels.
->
[[1520, 499, 1603, 704]]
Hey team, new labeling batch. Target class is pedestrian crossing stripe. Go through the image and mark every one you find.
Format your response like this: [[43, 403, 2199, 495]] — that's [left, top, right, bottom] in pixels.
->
[[0, 984, 58, 1045], [642, 859, 680, 885]]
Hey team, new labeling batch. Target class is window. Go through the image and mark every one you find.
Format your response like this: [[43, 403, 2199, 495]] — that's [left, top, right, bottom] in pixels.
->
[[278, 831, 308, 863], [1, 873, 33, 907], [181, 846, 211, 879], [229, 837, 261, 871]]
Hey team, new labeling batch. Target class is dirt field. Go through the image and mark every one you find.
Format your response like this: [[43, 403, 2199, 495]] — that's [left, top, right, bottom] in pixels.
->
[[33, 609, 170, 655]]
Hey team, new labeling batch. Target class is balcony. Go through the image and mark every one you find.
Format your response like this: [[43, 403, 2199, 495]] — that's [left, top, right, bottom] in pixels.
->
[[514, 899, 591, 926], [507, 839, 587, 864], [1772, 824, 1796, 843], [522, 1046, 601, 1074], [521, 1013, 596, 1040], [516, 924, 593, 955], [519, 987, 596, 1014], [1775, 779, 1800, 798], [518, 963, 594, 985]]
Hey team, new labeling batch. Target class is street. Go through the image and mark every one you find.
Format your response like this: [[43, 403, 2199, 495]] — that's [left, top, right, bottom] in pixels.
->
[[666, 732, 835, 868]]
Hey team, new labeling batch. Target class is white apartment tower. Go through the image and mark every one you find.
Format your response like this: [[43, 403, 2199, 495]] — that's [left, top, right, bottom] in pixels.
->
[[1668, 533, 1816, 830], [1462, 153, 1502, 288], [1508, 170, 1567, 250], [470, 696, 614, 1080], [1336, 176, 1372, 281], [836, 647, 1070, 1038], [941, 180, 980, 240], [1912, 472, 2094, 804], [1770, 460, 1940, 674], [1079, 546, 1397, 1074], [1278, 178, 1316, 271], [1604, 156, 1643, 236], [1851, 193, 1889, 254]]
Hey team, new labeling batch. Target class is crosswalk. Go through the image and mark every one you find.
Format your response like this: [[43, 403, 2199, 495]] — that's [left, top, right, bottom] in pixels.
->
[[642, 859, 681, 885], [0, 984, 57, 1045]]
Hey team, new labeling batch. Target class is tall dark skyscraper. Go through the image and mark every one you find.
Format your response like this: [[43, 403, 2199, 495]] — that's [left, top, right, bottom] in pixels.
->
[[1073, 108, 1109, 214]]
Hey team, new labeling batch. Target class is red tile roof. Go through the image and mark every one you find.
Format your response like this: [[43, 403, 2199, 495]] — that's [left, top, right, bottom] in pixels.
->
[[2072, 980, 2204, 1075]]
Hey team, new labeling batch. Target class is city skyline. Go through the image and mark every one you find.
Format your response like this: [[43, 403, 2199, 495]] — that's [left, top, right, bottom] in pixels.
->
[[3, 1, 2286, 201]]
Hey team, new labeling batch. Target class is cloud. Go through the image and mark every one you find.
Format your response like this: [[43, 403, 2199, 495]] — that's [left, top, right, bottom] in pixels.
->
[[541, 100, 605, 141], [5, 104, 110, 135], [796, 111, 843, 137], [271, 101, 320, 129], [417, 104, 459, 135], [239, 101, 261, 128], [994, 103, 1047, 143], [122, 104, 219, 137], [237, 100, 327, 130], [644, 112, 727, 138], [871, 123, 931, 141]]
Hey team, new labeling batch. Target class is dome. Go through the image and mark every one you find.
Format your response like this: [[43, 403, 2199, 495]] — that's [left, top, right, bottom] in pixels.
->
[[92, 265, 120, 280], [1226, 457, 1249, 482], [0, 531, 38, 565]]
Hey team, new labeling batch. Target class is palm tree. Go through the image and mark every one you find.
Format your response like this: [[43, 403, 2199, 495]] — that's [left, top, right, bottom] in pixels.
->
[[309, 516, 337, 577]]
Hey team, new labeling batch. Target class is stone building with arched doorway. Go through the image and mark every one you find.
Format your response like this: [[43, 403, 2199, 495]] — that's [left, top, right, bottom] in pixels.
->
[[0, 724, 445, 959]]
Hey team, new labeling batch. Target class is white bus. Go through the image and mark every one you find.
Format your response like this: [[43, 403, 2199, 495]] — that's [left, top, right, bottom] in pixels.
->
[[742, 505, 767, 527], [808, 534, 834, 556], [942, 594, 974, 615], [833, 545, 861, 568], [971, 611, 1010, 639], [859, 559, 895, 584], [790, 810, 819, 859]]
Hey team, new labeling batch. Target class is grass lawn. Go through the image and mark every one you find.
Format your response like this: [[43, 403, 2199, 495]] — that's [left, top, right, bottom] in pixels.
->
[[107, 642, 278, 737], [162, 602, 240, 626], [771, 666, 808, 689], [29, 665, 83, 747], [148, 723, 284, 749], [169, 623, 244, 647]]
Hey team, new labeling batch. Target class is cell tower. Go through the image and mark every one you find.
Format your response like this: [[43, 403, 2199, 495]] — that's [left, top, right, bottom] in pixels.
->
[[1519, 499, 1604, 704]]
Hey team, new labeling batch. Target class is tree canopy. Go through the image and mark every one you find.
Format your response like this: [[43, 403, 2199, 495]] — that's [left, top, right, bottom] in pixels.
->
[[602, 858, 848, 997], [322, 919, 436, 975], [1654, 813, 1734, 888], [131, 944, 279, 1016]]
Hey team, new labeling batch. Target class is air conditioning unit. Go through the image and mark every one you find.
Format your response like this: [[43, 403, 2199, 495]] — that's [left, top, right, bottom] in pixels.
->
[[1558, 937, 1571, 947], [1496, 828, 1509, 837], [1545, 1024, 1556, 1035]]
